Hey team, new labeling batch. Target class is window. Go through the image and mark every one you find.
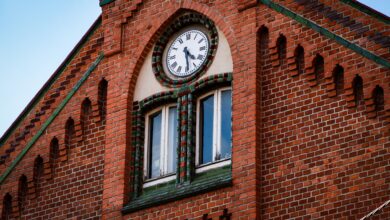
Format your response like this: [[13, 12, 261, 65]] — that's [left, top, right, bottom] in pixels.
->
[[125, 73, 233, 213], [144, 105, 178, 187], [196, 88, 232, 172]]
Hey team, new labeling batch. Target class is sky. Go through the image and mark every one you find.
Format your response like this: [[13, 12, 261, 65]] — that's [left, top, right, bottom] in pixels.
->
[[0, 1, 101, 136], [0, 1, 388, 137]]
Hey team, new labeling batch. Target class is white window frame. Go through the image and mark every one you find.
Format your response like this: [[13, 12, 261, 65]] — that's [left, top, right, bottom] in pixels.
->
[[196, 87, 232, 173], [143, 104, 177, 188]]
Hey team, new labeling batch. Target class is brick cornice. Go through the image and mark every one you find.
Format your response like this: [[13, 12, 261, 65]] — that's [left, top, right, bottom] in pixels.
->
[[258, 0, 390, 69], [340, 0, 390, 24]]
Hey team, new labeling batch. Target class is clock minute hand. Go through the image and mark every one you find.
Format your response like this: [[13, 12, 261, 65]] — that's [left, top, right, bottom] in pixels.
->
[[183, 47, 189, 72]]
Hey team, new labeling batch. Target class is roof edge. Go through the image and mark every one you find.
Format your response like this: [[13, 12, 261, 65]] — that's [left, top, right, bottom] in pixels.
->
[[259, 0, 390, 68], [0, 53, 105, 185], [0, 15, 102, 147], [100, 0, 115, 7], [340, 0, 389, 25]]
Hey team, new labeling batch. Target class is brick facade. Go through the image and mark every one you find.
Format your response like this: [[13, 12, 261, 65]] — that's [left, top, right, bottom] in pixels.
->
[[0, 0, 388, 219]]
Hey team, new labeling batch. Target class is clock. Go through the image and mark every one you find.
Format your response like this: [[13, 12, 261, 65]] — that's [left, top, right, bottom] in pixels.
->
[[152, 13, 218, 87], [166, 29, 209, 78]]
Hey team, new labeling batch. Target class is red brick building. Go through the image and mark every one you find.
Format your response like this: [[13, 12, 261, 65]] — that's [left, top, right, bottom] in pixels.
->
[[0, 0, 389, 219]]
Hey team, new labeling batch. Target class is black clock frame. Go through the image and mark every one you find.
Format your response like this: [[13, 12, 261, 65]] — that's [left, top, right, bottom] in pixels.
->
[[152, 13, 218, 88]]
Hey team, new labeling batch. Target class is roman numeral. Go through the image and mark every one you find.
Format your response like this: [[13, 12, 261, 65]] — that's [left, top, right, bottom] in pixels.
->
[[199, 46, 206, 51], [169, 55, 176, 60], [171, 62, 177, 69], [198, 38, 204, 44], [172, 47, 178, 50], [194, 34, 198, 40], [186, 33, 191, 40], [197, 55, 204, 60], [178, 38, 183, 44], [193, 63, 197, 68], [177, 66, 182, 73]]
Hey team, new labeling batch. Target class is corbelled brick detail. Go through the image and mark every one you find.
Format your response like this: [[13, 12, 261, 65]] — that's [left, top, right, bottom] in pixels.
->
[[0, 0, 388, 219]]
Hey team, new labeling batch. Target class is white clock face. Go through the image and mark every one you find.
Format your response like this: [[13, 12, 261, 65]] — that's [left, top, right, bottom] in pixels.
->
[[166, 29, 209, 77]]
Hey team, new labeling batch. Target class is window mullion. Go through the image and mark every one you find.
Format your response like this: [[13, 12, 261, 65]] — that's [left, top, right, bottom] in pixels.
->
[[195, 98, 200, 166], [160, 107, 167, 176], [213, 90, 219, 161], [144, 116, 149, 178], [216, 89, 221, 158], [164, 107, 170, 174]]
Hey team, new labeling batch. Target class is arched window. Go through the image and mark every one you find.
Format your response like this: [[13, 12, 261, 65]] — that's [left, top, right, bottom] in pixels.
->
[[352, 75, 364, 106], [313, 54, 324, 84], [373, 86, 384, 113], [98, 78, 108, 122], [18, 175, 28, 211], [294, 45, 305, 75], [333, 65, 344, 96], [2, 193, 12, 220]]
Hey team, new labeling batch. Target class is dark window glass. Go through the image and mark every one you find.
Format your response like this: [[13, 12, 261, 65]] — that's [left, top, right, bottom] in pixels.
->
[[149, 111, 162, 178], [220, 90, 232, 159], [200, 95, 214, 164]]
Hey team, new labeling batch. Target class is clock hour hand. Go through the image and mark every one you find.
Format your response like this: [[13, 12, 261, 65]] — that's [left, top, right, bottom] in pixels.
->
[[188, 52, 195, 60], [186, 48, 196, 60]]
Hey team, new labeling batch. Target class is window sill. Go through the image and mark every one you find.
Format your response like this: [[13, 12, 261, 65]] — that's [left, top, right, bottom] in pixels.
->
[[143, 173, 176, 188], [122, 165, 232, 214], [196, 158, 231, 173]]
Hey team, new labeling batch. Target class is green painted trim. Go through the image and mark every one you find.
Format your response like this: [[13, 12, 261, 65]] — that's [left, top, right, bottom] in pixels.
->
[[0, 53, 104, 185], [259, 0, 390, 69], [340, 0, 390, 25], [100, 0, 115, 6], [122, 165, 232, 214], [0, 17, 102, 147]]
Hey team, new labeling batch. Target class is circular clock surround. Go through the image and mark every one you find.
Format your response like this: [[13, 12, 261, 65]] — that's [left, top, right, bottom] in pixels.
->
[[152, 13, 218, 87]]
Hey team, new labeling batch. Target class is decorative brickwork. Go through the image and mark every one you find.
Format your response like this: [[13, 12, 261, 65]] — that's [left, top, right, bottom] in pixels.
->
[[366, 85, 385, 119], [269, 34, 287, 67], [1, 193, 12, 220], [288, 45, 305, 77], [0, 0, 388, 219], [17, 175, 27, 214]]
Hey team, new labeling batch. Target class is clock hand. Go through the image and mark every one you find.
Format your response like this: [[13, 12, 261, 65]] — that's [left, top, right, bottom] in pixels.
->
[[186, 49, 196, 59], [183, 47, 189, 72]]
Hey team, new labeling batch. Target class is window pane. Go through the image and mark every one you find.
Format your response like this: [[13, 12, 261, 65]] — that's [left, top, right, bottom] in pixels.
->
[[200, 95, 214, 164], [220, 90, 232, 159], [167, 107, 178, 173], [149, 111, 162, 178]]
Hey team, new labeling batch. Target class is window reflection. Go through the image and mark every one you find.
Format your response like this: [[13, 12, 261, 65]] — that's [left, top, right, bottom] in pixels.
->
[[200, 95, 214, 164], [220, 90, 231, 159], [149, 111, 162, 178]]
